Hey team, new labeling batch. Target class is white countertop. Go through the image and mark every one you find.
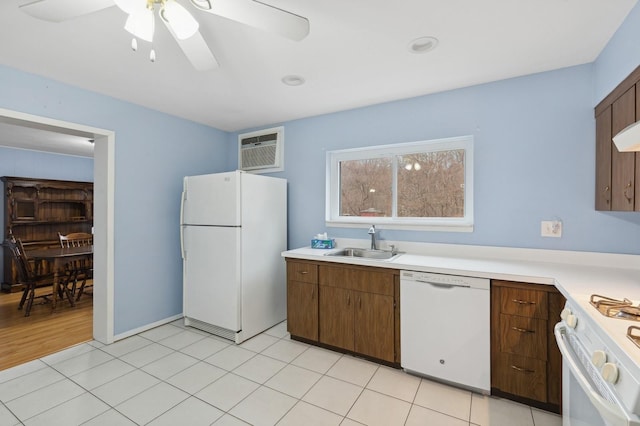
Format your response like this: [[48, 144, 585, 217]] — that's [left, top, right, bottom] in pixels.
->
[[282, 240, 640, 372]]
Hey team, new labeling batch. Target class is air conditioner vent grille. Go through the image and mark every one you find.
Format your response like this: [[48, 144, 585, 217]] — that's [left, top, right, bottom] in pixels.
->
[[238, 127, 284, 174], [241, 132, 278, 147], [241, 144, 277, 170]]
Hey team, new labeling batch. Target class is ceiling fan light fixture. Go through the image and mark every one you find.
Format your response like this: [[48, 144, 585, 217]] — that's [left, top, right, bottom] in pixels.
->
[[160, 0, 199, 40], [408, 36, 439, 54], [124, 8, 155, 42]]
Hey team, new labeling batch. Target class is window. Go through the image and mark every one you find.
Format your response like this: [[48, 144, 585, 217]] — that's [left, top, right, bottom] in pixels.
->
[[326, 136, 473, 231]]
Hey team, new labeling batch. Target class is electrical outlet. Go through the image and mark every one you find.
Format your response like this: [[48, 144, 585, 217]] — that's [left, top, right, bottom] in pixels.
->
[[541, 220, 562, 238]]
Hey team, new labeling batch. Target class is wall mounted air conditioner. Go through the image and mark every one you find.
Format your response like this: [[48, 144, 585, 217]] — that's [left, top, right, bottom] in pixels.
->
[[238, 126, 284, 174]]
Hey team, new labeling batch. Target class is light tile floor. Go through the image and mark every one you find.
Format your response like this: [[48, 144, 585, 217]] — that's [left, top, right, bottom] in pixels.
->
[[0, 320, 563, 426]]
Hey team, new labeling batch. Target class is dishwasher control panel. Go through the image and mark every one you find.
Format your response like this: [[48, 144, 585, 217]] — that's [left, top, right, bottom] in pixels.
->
[[401, 270, 489, 290]]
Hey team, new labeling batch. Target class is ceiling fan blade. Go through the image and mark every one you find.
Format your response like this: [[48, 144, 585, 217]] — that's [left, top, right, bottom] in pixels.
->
[[18, 0, 116, 22], [161, 18, 219, 71], [191, 0, 309, 41]]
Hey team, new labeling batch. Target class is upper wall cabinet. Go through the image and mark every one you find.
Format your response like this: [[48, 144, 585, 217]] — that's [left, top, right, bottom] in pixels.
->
[[595, 66, 640, 211]]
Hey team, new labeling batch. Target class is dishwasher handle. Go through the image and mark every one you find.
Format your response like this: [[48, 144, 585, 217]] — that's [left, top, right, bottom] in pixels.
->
[[414, 279, 471, 289]]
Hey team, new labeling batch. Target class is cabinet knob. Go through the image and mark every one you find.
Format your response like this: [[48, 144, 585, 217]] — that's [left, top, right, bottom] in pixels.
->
[[511, 299, 536, 305], [624, 182, 633, 203], [511, 326, 535, 334], [298, 271, 309, 275], [510, 365, 535, 374]]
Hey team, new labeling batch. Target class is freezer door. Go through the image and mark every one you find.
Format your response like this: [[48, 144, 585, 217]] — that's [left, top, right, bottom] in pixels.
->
[[183, 225, 241, 331], [182, 172, 241, 226]]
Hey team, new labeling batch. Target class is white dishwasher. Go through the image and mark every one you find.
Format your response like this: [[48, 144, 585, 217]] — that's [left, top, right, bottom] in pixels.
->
[[400, 270, 490, 394]]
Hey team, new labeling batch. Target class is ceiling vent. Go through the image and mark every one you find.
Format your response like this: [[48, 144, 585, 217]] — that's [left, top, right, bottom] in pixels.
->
[[238, 126, 284, 174]]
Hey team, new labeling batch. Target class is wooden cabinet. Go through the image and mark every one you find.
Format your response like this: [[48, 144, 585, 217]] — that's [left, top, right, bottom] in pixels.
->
[[286, 260, 318, 341], [318, 285, 354, 349], [491, 280, 565, 413], [318, 263, 396, 363], [285, 258, 399, 365], [595, 65, 640, 211], [2, 177, 93, 291]]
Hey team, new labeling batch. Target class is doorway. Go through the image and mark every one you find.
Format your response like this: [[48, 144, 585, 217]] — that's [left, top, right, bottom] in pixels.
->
[[0, 108, 114, 358]]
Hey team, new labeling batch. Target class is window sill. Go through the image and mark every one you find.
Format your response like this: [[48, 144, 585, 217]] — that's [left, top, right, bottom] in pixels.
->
[[326, 219, 474, 233]]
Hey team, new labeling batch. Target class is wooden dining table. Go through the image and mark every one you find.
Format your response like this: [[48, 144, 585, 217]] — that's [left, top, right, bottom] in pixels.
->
[[28, 245, 93, 311]]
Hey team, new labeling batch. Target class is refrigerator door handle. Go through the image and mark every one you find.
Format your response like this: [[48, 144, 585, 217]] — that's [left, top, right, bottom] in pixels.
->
[[180, 189, 186, 226], [180, 189, 186, 260], [180, 227, 186, 260]]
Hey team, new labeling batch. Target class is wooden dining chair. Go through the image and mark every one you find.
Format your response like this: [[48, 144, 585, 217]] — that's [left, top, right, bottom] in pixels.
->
[[57, 232, 93, 301], [5, 236, 55, 316]]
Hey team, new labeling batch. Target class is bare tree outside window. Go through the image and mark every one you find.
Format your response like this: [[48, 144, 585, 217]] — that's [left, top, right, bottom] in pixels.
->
[[397, 150, 465, 218], [340, 158, 392, 216]]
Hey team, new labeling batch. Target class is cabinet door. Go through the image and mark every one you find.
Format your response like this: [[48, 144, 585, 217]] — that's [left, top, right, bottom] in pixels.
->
[[611, 87, 636, 211], [354, 292, 394, 362], [287, 281, 318, 341], [596, 107, 612, 210], [319, 286, 354, 351]]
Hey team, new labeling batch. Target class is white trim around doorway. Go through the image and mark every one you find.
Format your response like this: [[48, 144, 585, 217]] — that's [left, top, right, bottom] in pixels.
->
[[0, 107, 115, 344]]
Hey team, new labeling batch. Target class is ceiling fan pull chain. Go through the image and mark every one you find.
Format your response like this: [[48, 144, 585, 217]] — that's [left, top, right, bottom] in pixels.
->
[[150, 48, 156, 63], [131, 37, 138, 52]]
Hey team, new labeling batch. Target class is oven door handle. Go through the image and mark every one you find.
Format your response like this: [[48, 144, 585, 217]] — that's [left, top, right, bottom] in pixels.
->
[[554, 323, 636, 426]]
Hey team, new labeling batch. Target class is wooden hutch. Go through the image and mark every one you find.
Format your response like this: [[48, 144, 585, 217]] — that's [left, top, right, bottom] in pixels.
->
[[2, 176, 93, 292]]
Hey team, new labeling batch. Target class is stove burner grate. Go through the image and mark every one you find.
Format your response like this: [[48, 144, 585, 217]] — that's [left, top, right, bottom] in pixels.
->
[[590, 294, 640, 321], [628, 326, 640, 349]]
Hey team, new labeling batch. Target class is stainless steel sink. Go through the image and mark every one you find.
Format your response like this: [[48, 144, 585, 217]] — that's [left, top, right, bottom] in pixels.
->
[[324, 247, 401, 260]]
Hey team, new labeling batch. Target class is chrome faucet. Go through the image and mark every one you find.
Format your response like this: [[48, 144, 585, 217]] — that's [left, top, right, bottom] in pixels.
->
[[368, 225, 377, 250]]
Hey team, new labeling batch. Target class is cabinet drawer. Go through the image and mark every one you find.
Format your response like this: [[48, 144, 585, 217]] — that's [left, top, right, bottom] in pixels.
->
[[500, 287, 548, 319], [319, 265, 393, 296], [287, 262, 318, 284], [499, 314, 547, 360], [494, 353, 547, 402]]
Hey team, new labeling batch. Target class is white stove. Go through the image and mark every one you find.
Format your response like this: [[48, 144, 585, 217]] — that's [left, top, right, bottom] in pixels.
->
[[556, 292, 640, 425]]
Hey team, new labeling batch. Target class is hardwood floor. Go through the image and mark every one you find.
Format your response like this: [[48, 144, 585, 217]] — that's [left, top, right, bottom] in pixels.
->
[[0, 283, 92, 371]]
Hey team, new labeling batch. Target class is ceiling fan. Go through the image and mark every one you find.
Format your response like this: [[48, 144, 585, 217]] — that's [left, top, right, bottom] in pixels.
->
[[18, 0, 310, 71]]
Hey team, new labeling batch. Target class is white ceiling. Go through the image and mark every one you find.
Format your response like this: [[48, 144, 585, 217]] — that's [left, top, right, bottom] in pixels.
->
[[0, 0, 637, 157], [0, 119, 95, 158]]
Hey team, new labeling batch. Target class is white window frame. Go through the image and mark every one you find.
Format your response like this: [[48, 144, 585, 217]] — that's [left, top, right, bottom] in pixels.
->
[[326, 135, 474, 232]]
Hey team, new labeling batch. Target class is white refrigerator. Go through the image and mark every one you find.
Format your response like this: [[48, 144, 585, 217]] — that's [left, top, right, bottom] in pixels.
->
[[180, 170, 287, 343]]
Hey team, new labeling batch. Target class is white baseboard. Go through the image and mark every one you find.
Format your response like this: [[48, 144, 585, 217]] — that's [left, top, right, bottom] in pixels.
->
[[113, 314, 183, 342]]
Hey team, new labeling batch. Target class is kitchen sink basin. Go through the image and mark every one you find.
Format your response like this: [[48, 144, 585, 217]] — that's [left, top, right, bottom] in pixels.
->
[[324, 247, 401, 260]]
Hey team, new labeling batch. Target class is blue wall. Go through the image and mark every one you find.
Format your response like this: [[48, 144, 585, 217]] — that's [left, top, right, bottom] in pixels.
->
[[0, 65, 230, 335], [232, 2, 640, 255], [593, 2, 640, 104]]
